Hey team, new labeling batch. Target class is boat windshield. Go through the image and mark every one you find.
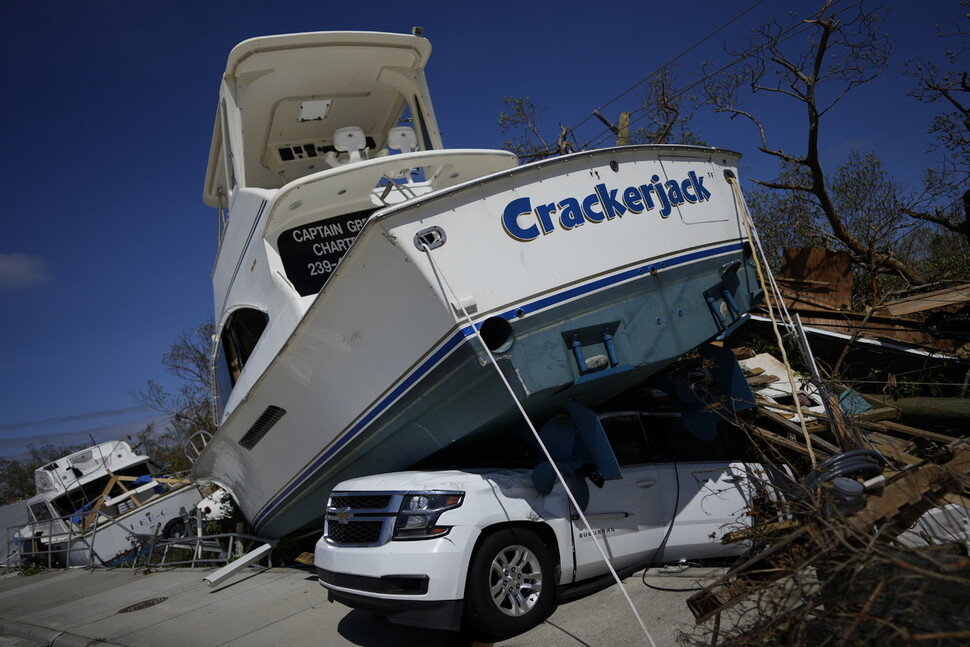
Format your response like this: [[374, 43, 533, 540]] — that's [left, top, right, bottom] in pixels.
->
[[28, 502, 54, 523], [48, 463, 155, 518]]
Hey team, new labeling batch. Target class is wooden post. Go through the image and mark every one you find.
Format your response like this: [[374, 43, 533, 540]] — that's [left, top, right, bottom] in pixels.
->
[[84, 473, 119, 529], [617, 112, 630, 146]]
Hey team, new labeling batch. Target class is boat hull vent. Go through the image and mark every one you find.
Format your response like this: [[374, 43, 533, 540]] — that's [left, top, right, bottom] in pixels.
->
[[239, 406, 287, 450]]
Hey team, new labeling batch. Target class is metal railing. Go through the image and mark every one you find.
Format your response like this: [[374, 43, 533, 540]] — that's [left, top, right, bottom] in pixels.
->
[[5, 508, 276, 573], [138, 530, 277, 569], [5, 509, 114, 570]]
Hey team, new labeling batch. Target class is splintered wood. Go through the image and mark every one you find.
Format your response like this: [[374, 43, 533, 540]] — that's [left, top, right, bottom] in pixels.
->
[[683, 350, 970, 645], [688, 444, 970, 621]]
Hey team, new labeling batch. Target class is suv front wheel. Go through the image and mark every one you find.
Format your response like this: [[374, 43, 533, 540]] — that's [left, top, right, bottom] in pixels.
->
[[463, 527, 557, 641]]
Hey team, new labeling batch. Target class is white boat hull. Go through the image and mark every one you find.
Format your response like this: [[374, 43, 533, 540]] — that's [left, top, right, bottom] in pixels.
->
[[19, 485, 203, 567], [193, 146, 761, 538]]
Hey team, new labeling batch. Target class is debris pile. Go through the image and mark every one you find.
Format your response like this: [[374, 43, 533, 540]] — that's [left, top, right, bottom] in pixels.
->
[[680, 347, 970, 647]]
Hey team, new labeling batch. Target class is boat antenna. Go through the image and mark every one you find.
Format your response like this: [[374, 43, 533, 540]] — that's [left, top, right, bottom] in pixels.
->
[[90, 433, 111, 470]]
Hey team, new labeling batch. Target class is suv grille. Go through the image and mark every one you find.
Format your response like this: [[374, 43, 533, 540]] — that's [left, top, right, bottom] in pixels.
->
[[330, 494, 391, 510], [327, 520, 385, 545], [324, 490, 399, 547]]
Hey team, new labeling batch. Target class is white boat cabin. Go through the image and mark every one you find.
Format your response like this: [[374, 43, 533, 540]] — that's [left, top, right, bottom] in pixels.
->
[[202, 30, 445, 205], [28, 441, 161, 528], [202, 31, 516, 420]]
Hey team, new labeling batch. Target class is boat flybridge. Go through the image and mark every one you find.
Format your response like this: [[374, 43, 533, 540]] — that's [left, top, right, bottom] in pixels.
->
[[192, 30, 762, 539]]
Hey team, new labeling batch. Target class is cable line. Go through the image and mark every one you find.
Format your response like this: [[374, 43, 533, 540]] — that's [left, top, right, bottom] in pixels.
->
[[574, 0, 862, 150], [572, 0, 769, 133]]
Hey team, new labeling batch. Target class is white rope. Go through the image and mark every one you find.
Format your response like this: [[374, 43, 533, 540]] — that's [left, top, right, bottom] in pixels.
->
[[419, 243, 657, 646], [727, 176, 818, 467]]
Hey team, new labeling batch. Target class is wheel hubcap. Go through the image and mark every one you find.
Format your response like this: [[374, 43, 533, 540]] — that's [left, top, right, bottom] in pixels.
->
[[488, 544, 543, 617]]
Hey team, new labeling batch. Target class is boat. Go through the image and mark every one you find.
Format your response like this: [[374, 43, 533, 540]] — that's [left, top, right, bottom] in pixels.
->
[[191, 30, 763, 539], [16, 440, 203, 567]]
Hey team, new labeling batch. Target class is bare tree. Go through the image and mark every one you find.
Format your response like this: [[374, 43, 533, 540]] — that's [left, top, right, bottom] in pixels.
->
[[498, 97, 565, 162], [628, 65, 705, 146], [704, 1, 929, 286], [748, 151, 937, 305], [499, 66, 704, 161], [131, 323, 216, 461], [0, 442, 85, 503], [902, 4, 969, 244], [829, 151, 926, 304], [746, 163, 828, 272]]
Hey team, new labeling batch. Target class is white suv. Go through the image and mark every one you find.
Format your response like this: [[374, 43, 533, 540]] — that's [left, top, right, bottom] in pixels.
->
[[315, 406, 778, 641]]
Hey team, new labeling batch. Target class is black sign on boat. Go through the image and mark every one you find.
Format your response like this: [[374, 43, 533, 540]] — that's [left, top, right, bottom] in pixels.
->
[[278, 209, 373, 296]]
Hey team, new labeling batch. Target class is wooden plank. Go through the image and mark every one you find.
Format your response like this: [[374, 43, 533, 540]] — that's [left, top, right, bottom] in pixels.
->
[[804, 421, 829, 434], [757, 409, 841, 455], [767, 402, 919, 464], [848, 446, 970, 536], [746, 374, 779, 387], [750, 426, 813, 456], [731, 346, 757, 360], [872, 283, 970, 317], [778, 248, 854, 311], [853, 406, 900, 423], [764, 401, 958, 445], [751, 425, 835, 458], [942, 493, 970, 507], [84, 473, 119, 529], [863, 419, 962, 444], [866, 432, 921, 465], [865, 431, 914, 453]]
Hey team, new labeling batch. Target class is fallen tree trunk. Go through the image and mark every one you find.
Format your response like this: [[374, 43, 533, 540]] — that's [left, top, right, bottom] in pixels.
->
[[866, 396, 970, 427]]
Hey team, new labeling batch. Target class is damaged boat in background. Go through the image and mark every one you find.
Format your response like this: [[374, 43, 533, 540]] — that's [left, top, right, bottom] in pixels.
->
[[190, 30, 763, 539], [16, 440, 203, 567]]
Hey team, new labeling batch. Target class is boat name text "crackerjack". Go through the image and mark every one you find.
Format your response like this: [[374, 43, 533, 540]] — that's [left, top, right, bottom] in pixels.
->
[[501, 170, 712, 242]]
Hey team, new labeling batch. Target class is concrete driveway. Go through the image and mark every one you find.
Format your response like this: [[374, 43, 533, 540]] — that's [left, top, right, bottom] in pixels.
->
[[0, 564, 720, 646]]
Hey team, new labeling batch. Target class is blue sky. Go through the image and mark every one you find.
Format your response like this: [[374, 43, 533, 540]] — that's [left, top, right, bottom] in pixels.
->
[[0, 0, 960, 457]]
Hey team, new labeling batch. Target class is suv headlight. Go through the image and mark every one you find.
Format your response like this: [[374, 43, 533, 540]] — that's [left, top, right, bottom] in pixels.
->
[[392, 491, 463, 540]]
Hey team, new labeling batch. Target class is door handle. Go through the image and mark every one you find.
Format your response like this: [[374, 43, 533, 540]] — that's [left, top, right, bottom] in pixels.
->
[[582, 511, 632, 521], [637, 480, 656, 488]]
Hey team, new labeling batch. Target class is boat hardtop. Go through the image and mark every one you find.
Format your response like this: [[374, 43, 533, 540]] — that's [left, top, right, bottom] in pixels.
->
[[33, 440, 151, 497], [205, 30, 447, 205]]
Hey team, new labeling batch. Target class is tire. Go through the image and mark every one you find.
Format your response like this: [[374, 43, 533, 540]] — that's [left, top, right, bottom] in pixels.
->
[[162, 519, 187, 539], [463, 527, 557, 641]]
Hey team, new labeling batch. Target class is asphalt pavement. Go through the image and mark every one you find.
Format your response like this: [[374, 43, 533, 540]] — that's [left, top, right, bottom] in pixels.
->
[[0, 563, 722, 646]]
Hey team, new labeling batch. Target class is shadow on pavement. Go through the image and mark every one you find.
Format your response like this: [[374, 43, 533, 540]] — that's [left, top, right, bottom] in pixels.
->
[[337, 609, 480, 646]]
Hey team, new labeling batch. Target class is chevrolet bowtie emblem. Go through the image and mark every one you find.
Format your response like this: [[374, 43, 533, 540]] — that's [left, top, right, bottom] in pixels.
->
[[335, 507, 353, 524]]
